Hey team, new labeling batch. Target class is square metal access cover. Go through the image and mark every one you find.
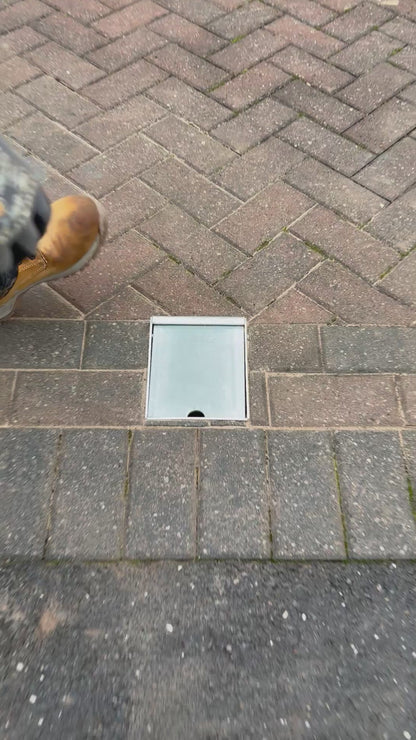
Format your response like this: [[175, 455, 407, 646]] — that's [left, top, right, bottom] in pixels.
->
[[146, 317, 248, 421]]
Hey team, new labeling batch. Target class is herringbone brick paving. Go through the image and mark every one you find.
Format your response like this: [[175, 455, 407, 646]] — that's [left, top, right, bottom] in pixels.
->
[[2, 0, 416, 561], [0, 0, 415, 326]]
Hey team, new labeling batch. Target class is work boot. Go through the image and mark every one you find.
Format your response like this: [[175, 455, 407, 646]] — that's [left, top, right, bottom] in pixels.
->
[[0, 195, 107, 319]]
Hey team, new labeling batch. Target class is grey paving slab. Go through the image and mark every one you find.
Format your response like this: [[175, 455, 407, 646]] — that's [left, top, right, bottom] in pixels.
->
[[12, 371, 144, 426], [0, 372, 14, 425], [322, 327, 416, 373], [0, 320, 84, 369], [269, 375, 401, 427], [249, 371, 269, 426], [248, 325, 321, 372], [399, 376, 416, 425], [82, 321, 149, 369], [0, 429, 58, 557], [1, 562, 416, 739], [199, 430, 269, 558], [335, 432, 416, 558], [48, 430, 128, 560], [268, 432, 345, 559], [126, 430, 195, 559]]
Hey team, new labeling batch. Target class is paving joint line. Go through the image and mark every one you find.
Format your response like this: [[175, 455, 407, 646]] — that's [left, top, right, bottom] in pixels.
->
[[120, 429, 134, 558], [3, 424, 416, 431], [42, 429, 63, 560], [194, 428, 202, 559], [394, 374, 408, 426], [398, 429, 416, 523], [264, 430, 274, 559], [78, 320, 87, 369], [331, 431, 349, 559], [2, 554, 416, 566]]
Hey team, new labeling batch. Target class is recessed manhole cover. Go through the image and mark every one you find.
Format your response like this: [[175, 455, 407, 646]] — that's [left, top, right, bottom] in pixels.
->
[[146, 317, 248, 421]]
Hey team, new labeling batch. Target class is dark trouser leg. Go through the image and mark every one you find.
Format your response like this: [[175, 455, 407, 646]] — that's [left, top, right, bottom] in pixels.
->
[[0, 187, 50, 297]]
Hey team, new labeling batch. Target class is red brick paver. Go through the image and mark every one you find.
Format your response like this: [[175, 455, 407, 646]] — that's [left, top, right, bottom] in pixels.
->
[[1, 0, 416, 432]]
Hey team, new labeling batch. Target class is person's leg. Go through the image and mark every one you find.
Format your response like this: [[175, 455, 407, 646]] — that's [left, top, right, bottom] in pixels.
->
[[0, 187, 51, 297], [0, 138, 107, 319], [0, 194, 107, 319]]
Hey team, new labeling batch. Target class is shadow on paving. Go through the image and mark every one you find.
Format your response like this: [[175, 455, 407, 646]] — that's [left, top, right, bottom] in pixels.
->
[[0, 562, 415, 739]]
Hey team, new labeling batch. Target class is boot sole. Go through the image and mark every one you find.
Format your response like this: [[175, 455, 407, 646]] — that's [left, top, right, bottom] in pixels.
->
[[0, 199, 107, 320]]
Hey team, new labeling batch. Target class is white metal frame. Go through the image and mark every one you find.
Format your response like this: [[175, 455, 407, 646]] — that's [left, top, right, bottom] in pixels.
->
[[145, 316, 249, 421]]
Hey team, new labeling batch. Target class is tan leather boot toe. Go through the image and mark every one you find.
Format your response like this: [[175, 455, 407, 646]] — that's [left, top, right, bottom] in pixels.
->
[[0, 195, 106, 319]]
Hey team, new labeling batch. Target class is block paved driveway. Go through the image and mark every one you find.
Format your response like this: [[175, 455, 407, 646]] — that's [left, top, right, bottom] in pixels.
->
[[2, 0, 416, 736], [1, 0, 416, 562]]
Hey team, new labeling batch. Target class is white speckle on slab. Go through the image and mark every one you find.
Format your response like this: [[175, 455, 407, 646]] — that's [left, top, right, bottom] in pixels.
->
[[403, 732, 411, 740], [282, 610, 288, 620], [350, 644, 358, 657], [302, 613, 307, 621], [16, 663, 24, 672], [38, 718, 44, 727], [166, 623, 173, 633], [29, 695, 37, 704]]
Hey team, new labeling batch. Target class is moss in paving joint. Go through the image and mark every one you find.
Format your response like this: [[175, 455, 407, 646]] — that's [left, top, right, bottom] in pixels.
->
[[167, 254, 180, 265], [303, 239, 327, 258], [222, 292, 244, 310], [42, 432, 64, 560], [254, 238, 272, 252], [388, 47, 405, 57], [378, 265, 395, 281], [399, 243, 416, 259], [333, 451, 349, 558], [264, 430, 274, 556], [121, 430, 134, 558], [407, 477, 416, 521], [231, 34, 246, 44], [207, 80, 227, 93], [219, 267, 234, 280]]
